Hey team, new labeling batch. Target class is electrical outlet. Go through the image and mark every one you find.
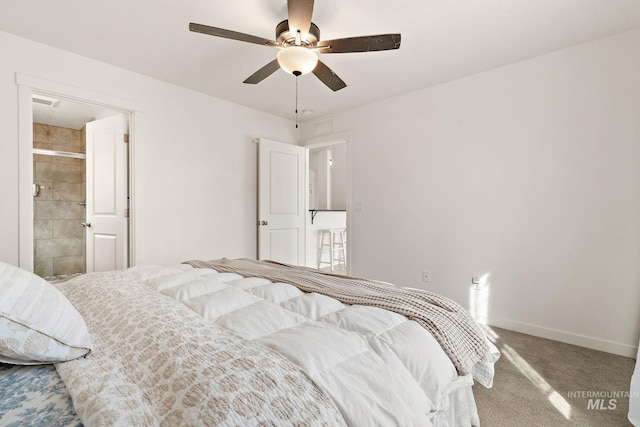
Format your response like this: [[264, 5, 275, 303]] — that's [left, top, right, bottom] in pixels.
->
[[422, 270, 431, 282]]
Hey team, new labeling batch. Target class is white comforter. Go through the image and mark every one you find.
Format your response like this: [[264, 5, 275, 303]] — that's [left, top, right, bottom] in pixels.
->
[[148, 263, 499, 426], [57, 267, 347, 426]]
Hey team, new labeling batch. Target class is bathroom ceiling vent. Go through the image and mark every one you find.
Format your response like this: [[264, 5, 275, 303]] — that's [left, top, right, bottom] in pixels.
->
[[32, 94, 60, 107]]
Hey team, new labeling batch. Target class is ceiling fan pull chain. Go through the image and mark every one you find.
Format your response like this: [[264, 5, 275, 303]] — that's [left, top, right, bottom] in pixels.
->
[[295, 72, 300, 128]]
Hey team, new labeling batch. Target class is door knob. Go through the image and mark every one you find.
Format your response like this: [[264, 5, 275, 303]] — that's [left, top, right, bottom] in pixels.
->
[[81, 222, 92, 228], [260, 220, 268, 226]]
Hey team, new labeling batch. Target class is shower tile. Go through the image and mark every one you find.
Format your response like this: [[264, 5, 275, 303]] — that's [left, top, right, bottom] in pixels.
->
[[53, 156, 84, 166], [35, 162, 83, 183], [52, 143, 83, 152], [33, 124, 53, 144], [53, 256, 85, 276], [34, 220, 53, 239], [34, 123, 47, 138], [52, 143, 85, 153], [36, 238, 83, 259], [36, 201, 85, 220], [54, 127, 82, 148], [33, 123, 89, 279], [53, 220, 85, 238], [34, 258, 53, 278], [33, 140, 53, 150], [53, 183, 84, 202], [34, 124, 82, 147], [33, 154, 53, 163]]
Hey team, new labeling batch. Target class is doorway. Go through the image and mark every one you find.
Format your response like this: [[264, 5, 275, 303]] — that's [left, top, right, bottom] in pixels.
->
[[17, 74, 137, 275], [256, 138, 350, 273], [31, 98, 126, 279], [32, 115, 88, 280], [305, 140, 349, 273]]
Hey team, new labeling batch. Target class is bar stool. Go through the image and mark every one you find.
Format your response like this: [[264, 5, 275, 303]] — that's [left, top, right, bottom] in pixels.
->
[[317, 228, 347, 271]]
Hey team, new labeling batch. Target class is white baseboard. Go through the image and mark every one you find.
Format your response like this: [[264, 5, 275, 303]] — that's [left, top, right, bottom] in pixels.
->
[[488, 318, 638, 359]]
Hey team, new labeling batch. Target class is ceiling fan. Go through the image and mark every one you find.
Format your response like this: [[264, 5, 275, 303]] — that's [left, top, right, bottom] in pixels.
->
[[189, 0, 401, 91]]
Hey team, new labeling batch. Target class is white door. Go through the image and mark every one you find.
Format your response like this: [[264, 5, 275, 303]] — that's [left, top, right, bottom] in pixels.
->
[[85, 115, 128, 272], [258, 138, 306, 265]]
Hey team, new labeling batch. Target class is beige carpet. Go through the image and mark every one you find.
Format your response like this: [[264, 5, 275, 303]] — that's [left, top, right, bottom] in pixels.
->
[[473, 326, 636, 426]]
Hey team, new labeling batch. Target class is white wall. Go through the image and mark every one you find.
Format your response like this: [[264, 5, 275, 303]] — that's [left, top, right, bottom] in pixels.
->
[[301, 29, 640, 356], [309, 148, 331, 210], [308, 143, 348, 211], [0, 31, 297, 267], [330, 142, 347, 211]]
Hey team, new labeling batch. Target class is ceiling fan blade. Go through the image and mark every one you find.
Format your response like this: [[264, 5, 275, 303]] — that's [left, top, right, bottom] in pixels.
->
[[287, 0, 314, 34], [189, 23, 278, 47], [312, 60, 346, 92], [243, 59, 281, 85], [317, 33, 401, 53]]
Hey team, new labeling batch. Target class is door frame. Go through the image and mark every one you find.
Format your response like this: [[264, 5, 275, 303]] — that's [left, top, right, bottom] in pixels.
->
[[17, 73, 139, 272], [300, 131, 352, 274]]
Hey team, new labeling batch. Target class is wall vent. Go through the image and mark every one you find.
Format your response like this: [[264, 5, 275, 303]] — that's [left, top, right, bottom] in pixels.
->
[[32, 94, 60, 107], [314, 118, 334, 137]]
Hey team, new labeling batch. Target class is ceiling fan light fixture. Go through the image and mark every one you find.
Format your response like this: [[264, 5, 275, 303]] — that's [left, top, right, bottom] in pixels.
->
[[190, 1, 399, 91], [277, 46, 318, 76]]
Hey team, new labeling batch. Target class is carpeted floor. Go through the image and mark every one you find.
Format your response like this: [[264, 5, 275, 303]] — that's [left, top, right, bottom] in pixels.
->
[[473, 326, 636, 426]]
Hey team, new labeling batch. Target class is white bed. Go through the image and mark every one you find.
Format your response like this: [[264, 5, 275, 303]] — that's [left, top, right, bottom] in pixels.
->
[[0, 259, 499, 426]]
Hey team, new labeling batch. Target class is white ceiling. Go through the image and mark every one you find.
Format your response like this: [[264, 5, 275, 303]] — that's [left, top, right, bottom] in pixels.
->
[[3, 0, 640, 123]]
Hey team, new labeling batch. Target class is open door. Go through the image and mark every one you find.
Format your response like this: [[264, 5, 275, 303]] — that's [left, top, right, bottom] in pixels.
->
[[258, 138, 306, 265], [85, 115, 128, 272]]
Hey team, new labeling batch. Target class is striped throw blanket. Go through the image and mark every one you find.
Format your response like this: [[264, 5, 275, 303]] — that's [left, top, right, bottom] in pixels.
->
[[184, 258, 489, 379]]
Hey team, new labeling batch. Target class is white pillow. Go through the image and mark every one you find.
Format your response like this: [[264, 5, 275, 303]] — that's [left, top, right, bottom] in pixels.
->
[[0, 261, 92, 364]]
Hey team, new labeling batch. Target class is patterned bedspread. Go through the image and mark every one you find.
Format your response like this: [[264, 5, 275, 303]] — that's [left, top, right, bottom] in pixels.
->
[[53, 267, 345, 426], [0, 363, 80, 426]]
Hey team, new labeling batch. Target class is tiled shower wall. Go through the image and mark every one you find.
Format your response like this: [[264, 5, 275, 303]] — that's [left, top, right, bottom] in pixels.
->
[[33, 123, 86, 278]]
